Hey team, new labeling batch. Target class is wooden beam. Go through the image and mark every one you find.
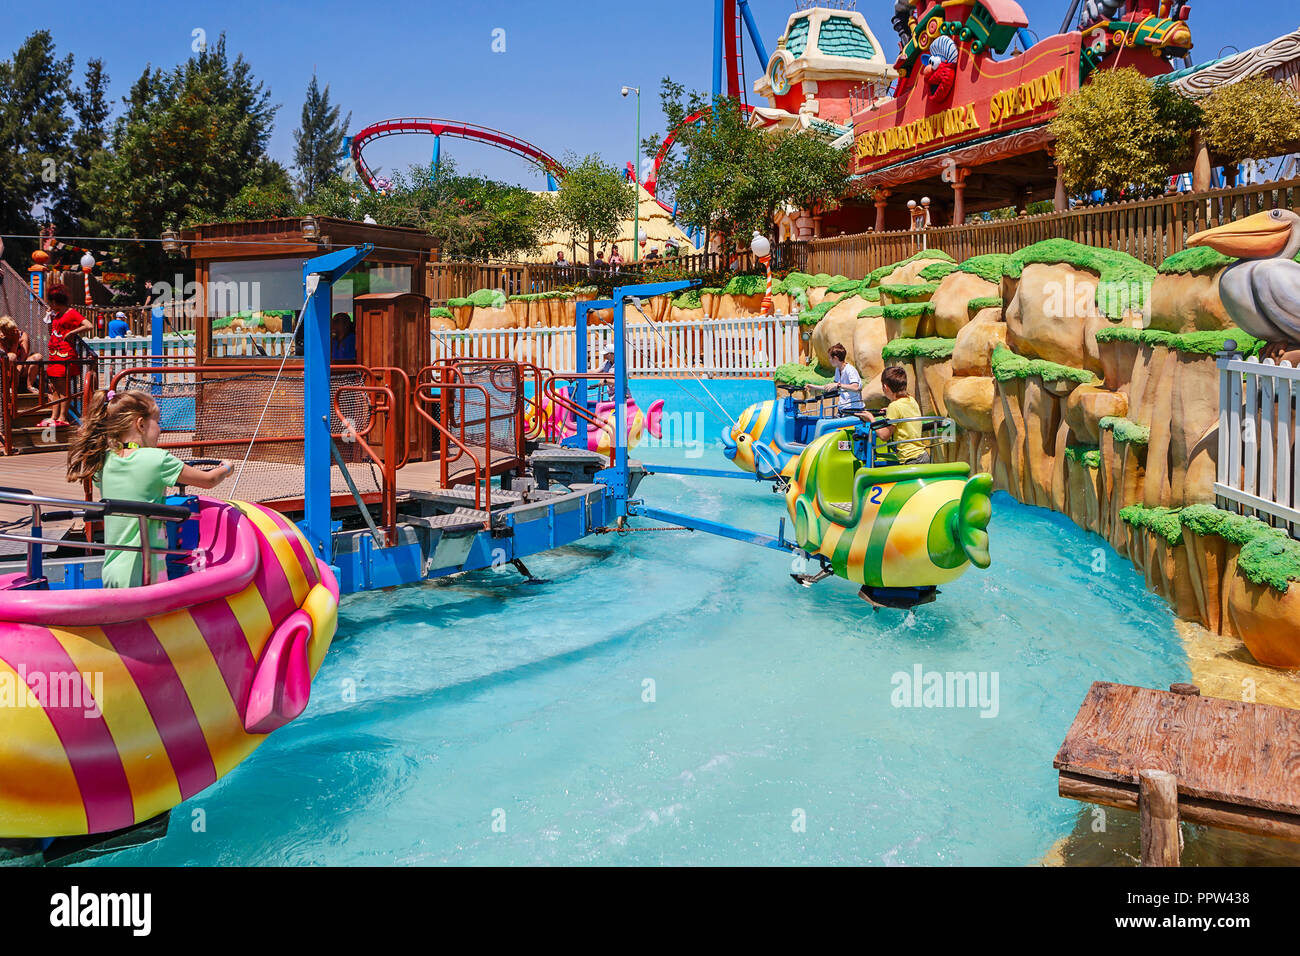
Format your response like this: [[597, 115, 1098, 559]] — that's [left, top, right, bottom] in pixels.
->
[[1139, 769, 1181, 867]]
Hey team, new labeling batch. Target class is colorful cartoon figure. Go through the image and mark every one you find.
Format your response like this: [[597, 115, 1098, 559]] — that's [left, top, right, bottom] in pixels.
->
[[721, 398, 860, 480], [529, 386, 664, 454], [784, 427, 993, 607], [921, 35, 958, 101]]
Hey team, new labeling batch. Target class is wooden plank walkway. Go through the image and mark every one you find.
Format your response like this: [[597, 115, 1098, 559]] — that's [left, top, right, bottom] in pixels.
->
[[1054, 682, 1300, 854]]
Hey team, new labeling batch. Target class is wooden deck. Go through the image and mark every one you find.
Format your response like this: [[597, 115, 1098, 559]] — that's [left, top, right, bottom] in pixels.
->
[[1054, 682, 1300, 852]]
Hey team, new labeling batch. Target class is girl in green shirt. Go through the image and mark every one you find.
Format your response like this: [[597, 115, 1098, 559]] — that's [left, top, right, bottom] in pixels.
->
[[66, 390, 233, 588]]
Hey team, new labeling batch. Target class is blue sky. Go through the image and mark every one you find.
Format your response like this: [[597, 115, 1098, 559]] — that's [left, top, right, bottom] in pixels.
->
[[6, 0, 1297, 187]]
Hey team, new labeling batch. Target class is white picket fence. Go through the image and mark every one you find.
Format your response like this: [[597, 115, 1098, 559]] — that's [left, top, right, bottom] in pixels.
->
[[85, 315, 800, 380], [1217, 352, 1300, 536], [431, 315, 800, 377], [84, 333, 293, 383]]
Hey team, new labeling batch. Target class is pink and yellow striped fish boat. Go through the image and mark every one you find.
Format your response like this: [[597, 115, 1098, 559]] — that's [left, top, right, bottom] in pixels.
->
[[0, 498, 337, 839]]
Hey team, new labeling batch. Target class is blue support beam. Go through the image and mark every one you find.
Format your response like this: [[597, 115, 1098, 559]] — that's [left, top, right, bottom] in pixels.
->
[[634, 505, 793, 553], [301, 244, 373, 561], [601, 281, 695, 514], [646, 464, 768, 481], [738, 0, 770, 71], [713, 0, 725, 100]]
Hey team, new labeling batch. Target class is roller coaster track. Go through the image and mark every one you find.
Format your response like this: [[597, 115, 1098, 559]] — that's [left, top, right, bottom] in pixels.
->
[[351, 118, 567, 191]]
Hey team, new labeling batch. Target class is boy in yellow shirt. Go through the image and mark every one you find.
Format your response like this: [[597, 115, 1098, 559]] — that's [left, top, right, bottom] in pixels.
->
[[863, 366, 928, 463]]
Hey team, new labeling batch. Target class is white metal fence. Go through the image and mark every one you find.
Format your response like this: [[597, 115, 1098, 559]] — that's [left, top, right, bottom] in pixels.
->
[[1217, 352, 1300, 536], [431, 315, 800, 377], [84, 315, 800, 382]]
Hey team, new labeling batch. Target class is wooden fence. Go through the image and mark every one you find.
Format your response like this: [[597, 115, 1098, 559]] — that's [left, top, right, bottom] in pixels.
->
[[1216, 351, 1300, 538], [805, 178, 1300, 277], [425, 241, 811, 306]]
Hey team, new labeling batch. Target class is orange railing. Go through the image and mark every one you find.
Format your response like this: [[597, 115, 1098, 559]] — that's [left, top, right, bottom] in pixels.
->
[[411, 374, 493, 522], [0, 353, 97, 455]]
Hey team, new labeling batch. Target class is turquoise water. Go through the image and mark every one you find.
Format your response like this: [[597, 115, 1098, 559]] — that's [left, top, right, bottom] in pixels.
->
[[90, 446, 1189, 866]]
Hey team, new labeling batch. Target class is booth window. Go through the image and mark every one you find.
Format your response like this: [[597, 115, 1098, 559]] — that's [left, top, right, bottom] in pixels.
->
[[205, 258, 305, 359]]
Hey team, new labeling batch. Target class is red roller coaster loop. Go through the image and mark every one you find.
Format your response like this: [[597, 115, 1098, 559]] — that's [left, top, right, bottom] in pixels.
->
[[351, 118, 567, 190], [643, 103, 754, 201]]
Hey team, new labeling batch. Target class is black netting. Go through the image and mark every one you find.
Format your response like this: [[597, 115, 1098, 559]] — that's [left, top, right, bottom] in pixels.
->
[[445, 364, 521, 484], [116, 370, 381, 504]]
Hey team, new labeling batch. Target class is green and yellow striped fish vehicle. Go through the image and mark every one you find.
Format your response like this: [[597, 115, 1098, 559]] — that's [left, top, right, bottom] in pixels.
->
[[784, 427, 993, 605]]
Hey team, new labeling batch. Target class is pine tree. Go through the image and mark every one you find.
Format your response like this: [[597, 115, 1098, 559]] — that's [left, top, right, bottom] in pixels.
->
[[60, 58, 111, 232], [81, 35, 279, 292], [0, 31, 74, 267], [293, 75, 350, 201]]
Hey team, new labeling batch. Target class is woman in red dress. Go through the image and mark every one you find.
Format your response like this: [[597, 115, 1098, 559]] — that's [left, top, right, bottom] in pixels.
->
[[44, 285, 93, 427]]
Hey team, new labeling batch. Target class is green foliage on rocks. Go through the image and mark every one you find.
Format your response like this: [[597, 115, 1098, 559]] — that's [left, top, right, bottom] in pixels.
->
[[991, 345, 1098, 385], [956, 253, 1012, 284], [881, 337, 957, 361], [1007, 238, 1155, 321], [1099, 416, 1151, 445], [1093, 325, 1265, 356], [1064, 444, 1102, 468], [1118, 504, 1185, 545], [774, 361, 831, 388], [879, 282, 939, 301], [864, 249, 955, 288], [967, 295, 1003, 312]]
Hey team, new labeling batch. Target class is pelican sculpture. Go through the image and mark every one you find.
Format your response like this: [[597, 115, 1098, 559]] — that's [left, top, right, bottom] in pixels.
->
[[1187, 209, 1300, 361]]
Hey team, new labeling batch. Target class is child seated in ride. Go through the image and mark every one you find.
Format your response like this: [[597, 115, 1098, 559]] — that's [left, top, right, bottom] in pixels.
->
[[808, 343, 865, 414], [66, 390, 233, 588], [861, 365, 928, 464]]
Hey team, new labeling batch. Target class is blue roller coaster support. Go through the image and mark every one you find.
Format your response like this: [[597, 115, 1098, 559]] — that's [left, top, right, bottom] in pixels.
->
[[1016, 27, 1035, 50], [301, 243, 373, 560], [546, 171, 559, 191], [430, 135, 440, 182], [738, 0, 770, 69]]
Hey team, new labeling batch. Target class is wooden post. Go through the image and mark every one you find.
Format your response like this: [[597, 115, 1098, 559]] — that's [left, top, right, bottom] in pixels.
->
[[1139, 769, 1181, 866], [874, 189, 891, 233]]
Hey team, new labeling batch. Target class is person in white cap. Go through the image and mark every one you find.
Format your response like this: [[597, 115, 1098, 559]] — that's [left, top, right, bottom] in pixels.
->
[[107, 311, 131, 338]]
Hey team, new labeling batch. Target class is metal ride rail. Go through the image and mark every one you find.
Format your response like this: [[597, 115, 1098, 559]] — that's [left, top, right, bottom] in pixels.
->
[[332, 383, 399, 544], [411, 377, 493, 523], [106, 363, 399, 516], [417, 359, 527, 483], [856, 415, 957, 466], [538, 373, 620, 465], [0, 489, 195, 586]]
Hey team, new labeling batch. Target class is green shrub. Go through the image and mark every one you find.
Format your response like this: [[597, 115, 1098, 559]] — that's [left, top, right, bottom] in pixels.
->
[[430, 306, 454, 319], [967, 295, 1002, 312]]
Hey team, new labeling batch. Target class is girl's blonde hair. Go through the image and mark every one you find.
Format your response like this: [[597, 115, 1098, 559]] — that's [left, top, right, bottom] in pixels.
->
[[66, 389, 160, 482], [0, 316, 18, 338]]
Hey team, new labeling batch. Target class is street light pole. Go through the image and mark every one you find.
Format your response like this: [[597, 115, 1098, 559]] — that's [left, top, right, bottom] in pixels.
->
[[623, 85, 641, 263]]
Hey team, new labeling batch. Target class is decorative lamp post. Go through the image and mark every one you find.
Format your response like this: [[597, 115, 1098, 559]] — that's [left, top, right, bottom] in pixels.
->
[[161, 228, 183, 255], [751, 231, 773, 317], [29, 248, 49, 300], [638, 227, 648, 261], [622, 85, 641, 262], [80, 251, 96, 307], [301, 215, 321, 241]]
